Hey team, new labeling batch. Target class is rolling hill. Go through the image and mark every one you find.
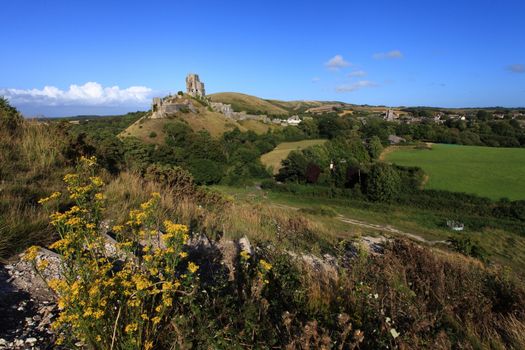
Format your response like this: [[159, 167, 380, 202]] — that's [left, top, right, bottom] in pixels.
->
[[119, 96, 279, 144], [208, 92, 356, 116], [208, 92, 289, 116]]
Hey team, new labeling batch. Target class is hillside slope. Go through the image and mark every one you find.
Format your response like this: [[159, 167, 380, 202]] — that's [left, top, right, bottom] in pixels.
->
[[208, 92, 289, 116], [119, 99, 278, 144]]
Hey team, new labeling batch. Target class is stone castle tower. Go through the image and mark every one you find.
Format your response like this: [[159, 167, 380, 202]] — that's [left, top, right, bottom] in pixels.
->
[[186, 74, 205, 97]]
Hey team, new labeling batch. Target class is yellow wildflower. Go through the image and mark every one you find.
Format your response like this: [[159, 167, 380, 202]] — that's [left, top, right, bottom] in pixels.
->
[[93, 310, 104, 319], [23, 246, 39, 261], [125, 323, 138, 334], [63, 173, 79, 183], [80, 156, 97, 167], [127, 298, 141, 307], [132, 275, 150, 291], [38, 191, 61, 204], [89, 176, 104, 187], [112, 225, 124, 233], [179, 251, 188, 258], [151, 316, 161, 325], [36, 259, 49, 270], [259, 259, 273, 271], [144, 341, 154, 350], [240, 250, 250, 260], [188, 262, 199, 274]]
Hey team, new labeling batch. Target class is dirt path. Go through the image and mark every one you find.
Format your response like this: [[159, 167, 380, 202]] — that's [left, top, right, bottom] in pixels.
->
[[273, 203, 448, 246]]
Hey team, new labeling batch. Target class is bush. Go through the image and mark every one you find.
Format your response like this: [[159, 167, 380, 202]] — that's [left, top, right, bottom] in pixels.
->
[[365, 163, 401, 201], [448, 235, 488, 261], [149, 131, 157, 138]]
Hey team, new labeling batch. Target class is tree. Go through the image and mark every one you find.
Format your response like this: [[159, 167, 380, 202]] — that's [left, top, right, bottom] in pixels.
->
[[188, 158, 224, 185], [305, 163, 322, 183], [276, 151, 309, 182], [365, 163, 401, 201], [368, 136, 384, 159], [476, 110, 491, 121]]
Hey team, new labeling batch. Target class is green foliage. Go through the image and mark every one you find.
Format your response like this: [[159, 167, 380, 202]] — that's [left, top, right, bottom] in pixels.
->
[[143, 164, 195, 192], [149, 131, 157, 138], [0, 96, 23, 134], [368, 135, 384, 159], [188, 158, 224, 185], [448, 235, 488, 261], [365, 162, 401, 201]]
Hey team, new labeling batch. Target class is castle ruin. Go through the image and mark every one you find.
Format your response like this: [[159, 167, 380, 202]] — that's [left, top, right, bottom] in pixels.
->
[[186, 74, 205, 97]]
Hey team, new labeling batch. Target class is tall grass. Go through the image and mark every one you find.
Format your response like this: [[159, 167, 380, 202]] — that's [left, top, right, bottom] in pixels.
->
[[104, 172, 336, 252], [0, 119, 69, 259], [19, 121, 67, 175]]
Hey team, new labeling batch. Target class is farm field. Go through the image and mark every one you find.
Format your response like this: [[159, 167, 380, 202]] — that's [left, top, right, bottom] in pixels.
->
[[384, 144, 525, 200], [261, 139, 327, 174]]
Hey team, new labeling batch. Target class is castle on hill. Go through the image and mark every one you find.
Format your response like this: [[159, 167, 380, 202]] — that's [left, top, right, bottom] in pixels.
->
[[150, 74, 302, 126]]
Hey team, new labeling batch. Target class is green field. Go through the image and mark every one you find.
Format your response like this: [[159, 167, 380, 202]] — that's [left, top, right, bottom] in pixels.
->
[[261, 139, 327, 174], [384, 144, 525, 200]]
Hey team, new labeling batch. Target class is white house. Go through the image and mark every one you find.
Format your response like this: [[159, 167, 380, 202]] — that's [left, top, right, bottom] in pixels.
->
[[286, 115, 302, 126]]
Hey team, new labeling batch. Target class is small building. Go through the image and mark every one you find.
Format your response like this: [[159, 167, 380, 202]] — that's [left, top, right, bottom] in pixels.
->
[[286, 115, 302, 126]]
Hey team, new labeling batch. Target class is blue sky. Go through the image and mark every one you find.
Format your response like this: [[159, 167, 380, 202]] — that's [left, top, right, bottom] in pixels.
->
[[1, 0, 524, 116]]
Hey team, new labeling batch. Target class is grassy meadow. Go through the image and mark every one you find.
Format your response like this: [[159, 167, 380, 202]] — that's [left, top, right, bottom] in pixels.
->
[[384, 144, 525, 200], [261, 139, 327, 174]]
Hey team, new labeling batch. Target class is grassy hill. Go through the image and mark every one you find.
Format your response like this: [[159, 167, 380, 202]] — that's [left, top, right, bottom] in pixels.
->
[[209, 92, 357, 116], [120, 100, 278, 144], [384, 144, 525, 200], [261, 139, 328, 174], [208, 92, 289, 116]]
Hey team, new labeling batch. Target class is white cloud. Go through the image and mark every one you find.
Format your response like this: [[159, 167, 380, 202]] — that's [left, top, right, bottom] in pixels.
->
[[336, 80, 378, 92], [0, 82, 153, 106], [373, 50, 403, 60], [348, 70, 367, 78], [507, 64, 524, 73], [311, 77, 321, 83], [325, 55, 351, 70]]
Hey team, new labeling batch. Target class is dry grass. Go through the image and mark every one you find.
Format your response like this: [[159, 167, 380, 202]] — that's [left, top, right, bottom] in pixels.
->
[[238, 119, 280, 134], [103, 172, 336, 252], [209, 92, 289, 116], [296, 238, 525, 349], [19, 121, 67, 174], [0, 120, 70, 258], [120, 109, 274, 143]]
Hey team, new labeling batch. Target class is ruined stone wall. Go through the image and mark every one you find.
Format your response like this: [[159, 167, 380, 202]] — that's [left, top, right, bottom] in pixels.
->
[[186, 74, 205, 97]]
